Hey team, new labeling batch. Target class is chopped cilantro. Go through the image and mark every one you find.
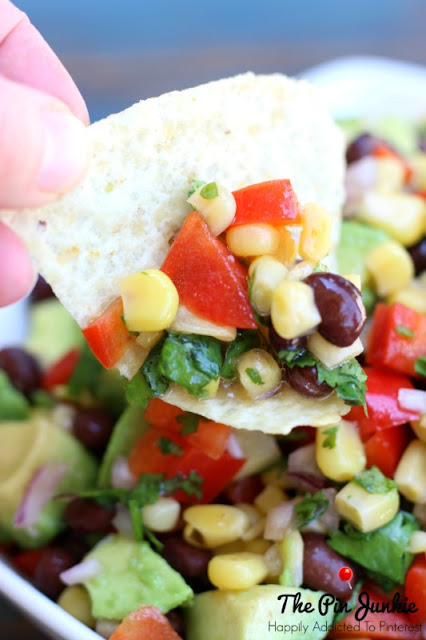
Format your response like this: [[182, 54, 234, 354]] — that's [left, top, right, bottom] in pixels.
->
[[200, 181, 218, 200], [415, 356, 426, 377], [141, 339, 169, 396], [333, 581, 363, 624], [322, 425, 338, 449], [353, 466, 397, 494], [316, 359, 367, 410], [294, 491, 329, 528], [126, 373, 153, 408], [277, 347, 316, 369], [187, 179, 206, 199], [395, 325, 414, 339], [176, 412, 203, 435], [245, 368, 264, 385], [222, 330, 260, 380], [157, 436, 183, 456]]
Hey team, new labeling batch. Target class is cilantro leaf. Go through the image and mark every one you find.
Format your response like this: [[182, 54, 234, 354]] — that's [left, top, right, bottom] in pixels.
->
[[176, 412, 202, 435], [322, 425, 338, 449], [333, 580, 363, 624], [222, 330, 260, 380], [328, 511, 419, 586], [157, 436, 183, 456], [200, 182, 218, 199], [415, 356, 426, 377], [126, 373, 153, 408], [395, 325, 414, 339], [316, 358, 367, 409], [31, 389, 55, 408], [159, 333, 222, 398], [245, 368, 264, 385], [277, 347, 316, 369], [353, 466, 397, 494], [294, 491, 329, 528], [141, 339, 169, 396], [67, 340, 103, 397], [0, 370, 29, 420], [314, 263, 330, 273], [187, 179, 206, 199]]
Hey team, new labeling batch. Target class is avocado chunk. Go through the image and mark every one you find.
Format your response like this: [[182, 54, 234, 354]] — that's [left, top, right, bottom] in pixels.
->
[[97, 406, 149, 488], [82, 534, 193, 620], [186, 585, 334, 640], [337, 220, 390, 285], [26, 298, 84, 366], [0, 370, 30, 420], [0, 411, 97, 548]]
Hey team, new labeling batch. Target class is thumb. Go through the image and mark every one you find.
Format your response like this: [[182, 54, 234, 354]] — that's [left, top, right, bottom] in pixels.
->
[[0, 74, 90, 209]]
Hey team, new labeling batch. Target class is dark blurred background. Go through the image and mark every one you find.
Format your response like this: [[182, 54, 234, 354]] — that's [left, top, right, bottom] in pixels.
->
[[14, 0, 426, 122]]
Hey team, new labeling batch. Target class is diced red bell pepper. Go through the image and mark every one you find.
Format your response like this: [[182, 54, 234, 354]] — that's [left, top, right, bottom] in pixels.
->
[[161, 212, 256, 329], [405, 556, 426, 624], [346, 366, 419, 440], [128, 428, 188, 476], [82, 298, 135, 369], [144, 399, 232, 460], [367, 303, 426, 379], [110, 605, 182, 640], [229, 179, 302, 227], [364, 424, 412, 477], [41, 348, 81, 390]]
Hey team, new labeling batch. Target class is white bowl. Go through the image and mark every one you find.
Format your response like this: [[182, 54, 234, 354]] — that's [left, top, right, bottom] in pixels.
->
[[1, 55, 425, 640]]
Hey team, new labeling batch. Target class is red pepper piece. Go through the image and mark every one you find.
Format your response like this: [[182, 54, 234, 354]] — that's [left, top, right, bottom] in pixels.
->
[[110, 605, 182, 640], [230, 179, 302, 227], [41, 348, 81, 390], [405, 556, 426, 624], [82, 298, 134, 369], [161, 212, 256, 328], [364, 424, 412, 478]]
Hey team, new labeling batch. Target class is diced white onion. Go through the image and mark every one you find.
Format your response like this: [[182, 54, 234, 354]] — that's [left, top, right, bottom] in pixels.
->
[[111, 456, 138, 489], [317, 488, 340, 534], [287, 443, 323, 478], [398, 388, 426, 414], [226, 434, 245, 459], [112, 504, 134, 537], [264, 501, 294, 541], [344, 156, 378, 215], [14, 461, 69, 529], [96, 619, 120, 638], [60, 558, 103, 586]]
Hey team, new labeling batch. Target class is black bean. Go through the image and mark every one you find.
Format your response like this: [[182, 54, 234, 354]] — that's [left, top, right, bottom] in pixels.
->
[[408, 237, 426, 276], [269, 324, 307, 353], [161, 535, 211, 578], [286, 365, 333, 399], [34, 547, 75, 600], [303, 533, 359, 600], [166, 610, 185, 637], [73, 408, 115, 452], [31, 275, 55, 302], [346, 133, 385, 165], [0, 347, 41, 396], [305, 273, 366, 347], [65, 498, 114, 534]]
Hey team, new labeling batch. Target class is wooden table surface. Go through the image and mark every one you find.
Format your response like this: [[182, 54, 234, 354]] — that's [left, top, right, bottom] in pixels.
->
[[3, 0, 426, 637]]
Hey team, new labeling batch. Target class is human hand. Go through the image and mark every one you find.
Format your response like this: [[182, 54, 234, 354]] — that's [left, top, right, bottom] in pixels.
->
[[0, 0, 90, 306]]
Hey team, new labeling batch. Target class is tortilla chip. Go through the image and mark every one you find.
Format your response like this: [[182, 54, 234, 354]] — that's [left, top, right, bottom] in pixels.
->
[[1, 72, 347, 432]]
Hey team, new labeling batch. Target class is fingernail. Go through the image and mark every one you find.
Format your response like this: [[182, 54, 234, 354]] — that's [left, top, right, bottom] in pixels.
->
[[38, 109, 90, 193]]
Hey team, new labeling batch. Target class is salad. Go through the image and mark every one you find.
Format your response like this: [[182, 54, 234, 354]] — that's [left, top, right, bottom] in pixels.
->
[[1, 111, 426, 640]]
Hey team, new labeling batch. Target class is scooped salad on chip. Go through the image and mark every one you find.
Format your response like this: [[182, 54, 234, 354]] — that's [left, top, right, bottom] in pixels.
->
[[0, 73, 426, 640]]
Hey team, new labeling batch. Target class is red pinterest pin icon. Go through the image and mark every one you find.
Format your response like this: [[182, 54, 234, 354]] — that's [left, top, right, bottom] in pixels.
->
[[338, 566, 353, 589]]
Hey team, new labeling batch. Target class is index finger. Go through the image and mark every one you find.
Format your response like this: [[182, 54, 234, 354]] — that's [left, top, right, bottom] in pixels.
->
[[0, 0, 89, 124]]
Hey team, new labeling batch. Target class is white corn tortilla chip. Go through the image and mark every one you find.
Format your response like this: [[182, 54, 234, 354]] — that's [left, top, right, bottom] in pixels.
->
[[1, 72, 348, 433]]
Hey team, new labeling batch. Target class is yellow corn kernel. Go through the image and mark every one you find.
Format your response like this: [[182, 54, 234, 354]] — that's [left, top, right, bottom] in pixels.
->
[[208, 552, 268, 590], [307, 332, 364, 369], [299, 203, 333, 263], [377, 157, 406, 192], [241, 516, 266, 541], [344, 274, 362, 290], [359, 191, 426, 246], [142, 497, 180, 532], [407, 530, 426, 553], [394, 440, 426, 504], [212, 540, 246, 556], [248, 256, 288, 316], [169, 305, 236, 342], [254, 485, 286, 515], [136, 330, 163, 350], [410, 152, 426, 190], [271, 280, 321, 340], [187, 182, 236, 236], [201, 377, 220, 399], [411, 415, 426, 443], [316, 420, 366, 482], [244, 538, 271, 555], [387, 280, 426, 314], [276, 227, 298, 266], [236, 348, 282, 400], [57, 586, 95, 628], [183, 504, 250, 548], [236, 503, 262, 527], [335, 481, 399, 532], [120, 269, 178, 332], [286, 260, 316, 282], [226, 223, 280, 257], [365, 240, 414, 297]]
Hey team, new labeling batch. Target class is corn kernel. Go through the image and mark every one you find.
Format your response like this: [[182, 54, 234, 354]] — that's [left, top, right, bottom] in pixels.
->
[[335, 482, 399, 532], [201, 377, 220, 399], [286, 260, 316, 281], [169, 304, 236, 342], [236, 349, 282, 400], [271, 280, 321, 339], [57, 586, 95, 628], [407, 530, 426, 553], [136, 330, 163, 350], [344, 274, 362, 290], [307, 332, 364, 369], [254, 485, 286, 515], [316, 420, 366, 482], [299, 203, 333, 263], [208, 552, 268, 590], [411, 415, 426, 443], [276, 227, 298, 265], [226, 223, 280, 257], [248, 256, 288, 316], [183, 504, 250, 548], [241, 516, 266, 541], [142, 497, 180, 532], [410, 152, 426, 190], [236, 503, 262, 527], [359, 191, 426, 246], [375, 156, 406, 192], [394, 440, 426, 504], [365, 240, 414, 297], [387, 280, 426, 314], [187, 182, 236, 236], [120, 269, 178, 332], [244, 538, 271, 554]]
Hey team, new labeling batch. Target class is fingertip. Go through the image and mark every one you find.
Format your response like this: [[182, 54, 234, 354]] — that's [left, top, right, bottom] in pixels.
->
[[0, 223, 35, 307]]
